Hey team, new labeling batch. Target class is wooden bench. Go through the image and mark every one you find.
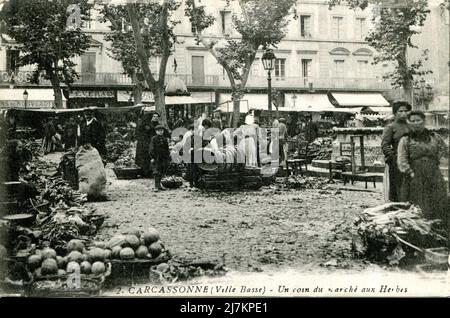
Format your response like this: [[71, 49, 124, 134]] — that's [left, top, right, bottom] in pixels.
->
[[342, 172, 378, 189], [286, 159, 308, 176]]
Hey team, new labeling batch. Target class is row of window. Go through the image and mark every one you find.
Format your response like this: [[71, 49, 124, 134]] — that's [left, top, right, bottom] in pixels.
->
[[193, 11, 368, 40], [300, 15, 367, 40], [4, 48, 371, 79], [246, 58, 369, 78]]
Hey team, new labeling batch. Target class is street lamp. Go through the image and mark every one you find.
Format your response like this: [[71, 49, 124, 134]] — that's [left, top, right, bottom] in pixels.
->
[[23, 89, 28, 109], [262, 48, 276, 121]]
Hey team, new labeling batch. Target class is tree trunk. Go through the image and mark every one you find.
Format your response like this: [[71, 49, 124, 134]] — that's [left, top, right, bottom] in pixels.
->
[[153, 86, 167, 127], [127, 3, 166, 125], [232, 96, 241, 128], [403, 81, 415, 110], [133, 85, 143, 104], [50, 76, 63, 109]]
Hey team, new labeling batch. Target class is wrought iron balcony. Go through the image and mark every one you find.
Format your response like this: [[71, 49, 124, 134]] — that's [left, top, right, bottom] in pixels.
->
[[0, 70, 392, 91]]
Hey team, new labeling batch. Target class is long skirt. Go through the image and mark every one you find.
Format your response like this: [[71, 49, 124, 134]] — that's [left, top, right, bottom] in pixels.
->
[[387, 161, 404, 202], [383, 164, 390, 202], [238, 136, 258, 167], [400, 157, 448, 221], [42, 136, 56, 154]]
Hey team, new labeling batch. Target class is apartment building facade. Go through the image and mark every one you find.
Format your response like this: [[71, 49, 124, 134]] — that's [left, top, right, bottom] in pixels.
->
[[0, 0, 402, 113]]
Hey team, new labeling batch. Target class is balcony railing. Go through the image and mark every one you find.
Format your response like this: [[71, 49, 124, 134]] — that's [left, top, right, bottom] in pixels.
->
[[0, 70, 392, 91]]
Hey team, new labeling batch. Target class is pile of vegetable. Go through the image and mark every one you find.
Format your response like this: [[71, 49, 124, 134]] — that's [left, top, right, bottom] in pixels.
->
[[37, 205, 105, 254], [352, 202, 447, 265], [113, 153, 139, 169], [27, 240, 110, 280], [106, 140, 131, 163], [105, 227, 168, 261], [278, 176, 330, 190], [22, 139, 43, 158], [149, 258, 227, 283]]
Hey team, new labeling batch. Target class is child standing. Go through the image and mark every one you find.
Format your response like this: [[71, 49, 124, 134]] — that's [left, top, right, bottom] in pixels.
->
[[149, 125, 170, 191]]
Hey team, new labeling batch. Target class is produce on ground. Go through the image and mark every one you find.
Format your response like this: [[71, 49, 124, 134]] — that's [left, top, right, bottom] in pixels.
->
[[352, 202, 448, 265]]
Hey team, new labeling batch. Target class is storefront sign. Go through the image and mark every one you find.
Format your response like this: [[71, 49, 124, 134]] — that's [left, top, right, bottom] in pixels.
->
[[0, 100, 56, 109], [117, 91, 154, 102], [70, 90, 115, 99]]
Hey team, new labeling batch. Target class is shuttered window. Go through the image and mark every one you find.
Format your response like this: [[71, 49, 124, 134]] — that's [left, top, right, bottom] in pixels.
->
[[300, 15, 312, 38]]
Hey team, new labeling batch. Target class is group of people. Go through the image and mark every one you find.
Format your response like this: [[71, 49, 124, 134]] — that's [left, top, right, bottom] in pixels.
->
[[41, 109, 107, 158], [382, 101, 448, 222], [135, 111, 170, 191]]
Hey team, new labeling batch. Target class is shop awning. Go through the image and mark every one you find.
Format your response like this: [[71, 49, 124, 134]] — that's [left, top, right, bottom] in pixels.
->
[[330, 92, 390, 107], [0, 88, 66, 109], [117, 91, 215, 104], [218, 93, 279, 113], [7, 104, 145, 114], [360, 106, 392, 115], [284, 93, 357, 113], [0, 89, 66, 101], [165, 95, 208, 105]]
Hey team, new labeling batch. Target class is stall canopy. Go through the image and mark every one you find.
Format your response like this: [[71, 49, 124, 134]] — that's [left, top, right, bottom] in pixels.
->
[[284, 93, 357, 113], [329, 92, 390, 107], [360, 106, 392, 115], [218, 93, 281, 113], [117, 91, 215, 105], [6, 104, 145, 114]]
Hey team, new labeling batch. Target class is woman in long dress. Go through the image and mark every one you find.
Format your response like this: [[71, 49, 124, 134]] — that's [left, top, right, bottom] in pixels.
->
[[237, 112, 259, 167], [397, 111, 448, 221], [381, 101, 411, 202]]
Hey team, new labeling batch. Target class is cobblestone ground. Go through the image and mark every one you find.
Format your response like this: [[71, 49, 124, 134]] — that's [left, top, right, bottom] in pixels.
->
[[89, 169, 384, 273]]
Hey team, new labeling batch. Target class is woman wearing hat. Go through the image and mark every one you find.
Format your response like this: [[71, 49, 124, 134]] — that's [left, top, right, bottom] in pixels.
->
[[381, 100, 411, 202], [149, 125, 170, 191]]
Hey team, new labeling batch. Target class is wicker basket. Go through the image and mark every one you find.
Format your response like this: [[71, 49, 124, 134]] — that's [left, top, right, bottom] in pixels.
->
[[108, 251, 171, 285], [27, 263, 111, 297], [113, 167, 142, 180], [424, 247, 448, 265]]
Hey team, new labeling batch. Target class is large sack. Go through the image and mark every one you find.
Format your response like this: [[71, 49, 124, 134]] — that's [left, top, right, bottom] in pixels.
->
[[76, 145, 107, 200]]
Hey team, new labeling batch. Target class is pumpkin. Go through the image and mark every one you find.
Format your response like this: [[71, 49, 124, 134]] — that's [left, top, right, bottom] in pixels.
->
[[142, 228, 160, 245], [41, 258, 58, 275], [119, 247, 135, 260]]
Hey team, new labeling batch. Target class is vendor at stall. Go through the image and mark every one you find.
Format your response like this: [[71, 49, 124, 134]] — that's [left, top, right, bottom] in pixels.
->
[[79, 108, 107, 159], [0, 139, 38, 203]]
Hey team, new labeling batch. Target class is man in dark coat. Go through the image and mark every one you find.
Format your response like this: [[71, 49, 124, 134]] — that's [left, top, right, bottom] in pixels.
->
[[149, 125, 170, 191], [135, 112, 160, 177], [63, 116, 78, 150], [79, 109, 107, 159]]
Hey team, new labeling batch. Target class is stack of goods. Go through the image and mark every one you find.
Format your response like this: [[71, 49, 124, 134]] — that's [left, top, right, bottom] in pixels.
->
[[308, 137, 333, 161], [26, 240, 111, 296], [352, 202, 447, 266], [104, 228, 171, 284], [1, 143, 105, 292], [161, 176, 184, 189]]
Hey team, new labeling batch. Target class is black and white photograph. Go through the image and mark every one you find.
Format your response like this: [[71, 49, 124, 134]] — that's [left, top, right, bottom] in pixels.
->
[[0, 0, 448, 301]]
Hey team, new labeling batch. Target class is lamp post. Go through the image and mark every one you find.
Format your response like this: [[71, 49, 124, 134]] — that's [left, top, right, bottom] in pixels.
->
[[23, 89, 28, 109], [291, 94, 297, 108], [414, 78, 433, 111], [262, 48, 276, 123]]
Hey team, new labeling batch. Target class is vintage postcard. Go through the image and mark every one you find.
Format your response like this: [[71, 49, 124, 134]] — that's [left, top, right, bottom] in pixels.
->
[[0, 0, 448, 301]]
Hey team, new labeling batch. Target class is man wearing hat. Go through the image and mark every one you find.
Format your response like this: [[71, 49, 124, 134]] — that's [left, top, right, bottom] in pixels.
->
[[149, 124, 170, 191], [79, 108, 107, 159]]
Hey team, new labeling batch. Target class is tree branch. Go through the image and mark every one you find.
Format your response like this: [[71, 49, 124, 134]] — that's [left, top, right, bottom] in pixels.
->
[[127, 2, 157, 88], [158, 0, 170, 83]]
